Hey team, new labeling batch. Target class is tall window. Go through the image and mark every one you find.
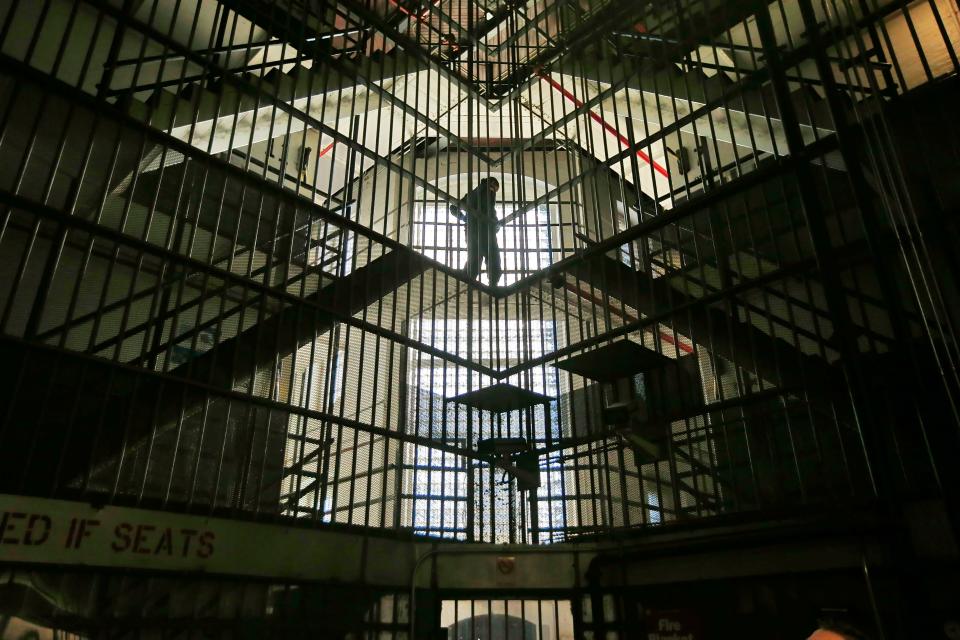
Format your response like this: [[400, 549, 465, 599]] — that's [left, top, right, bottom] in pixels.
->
[[404, 319, 565, 542]]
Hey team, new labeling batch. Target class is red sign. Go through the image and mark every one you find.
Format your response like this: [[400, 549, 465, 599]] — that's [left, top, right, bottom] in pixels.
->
[[645, 608, 701, 640], [496, 556, 516, 575]]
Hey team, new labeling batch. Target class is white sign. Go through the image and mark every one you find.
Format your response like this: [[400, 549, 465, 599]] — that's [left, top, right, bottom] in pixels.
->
[[0, 494, 411, 582]]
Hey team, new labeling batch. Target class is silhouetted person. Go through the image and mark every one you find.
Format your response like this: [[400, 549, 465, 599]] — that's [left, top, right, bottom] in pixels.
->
[[450, 177, 502, 285], [299, 145, 312, 181]]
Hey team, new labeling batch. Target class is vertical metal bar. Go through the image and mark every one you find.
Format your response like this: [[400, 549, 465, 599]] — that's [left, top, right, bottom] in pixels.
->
[[755, 0, 884, 497]]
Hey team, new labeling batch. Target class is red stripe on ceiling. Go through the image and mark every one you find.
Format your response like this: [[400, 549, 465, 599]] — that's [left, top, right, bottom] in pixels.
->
[[657, 328, 694, 354], [536, 71, 670, 179], [318, 141, 336, 158], [387, 0, 439, 21], [387, 0, 417, 18]]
